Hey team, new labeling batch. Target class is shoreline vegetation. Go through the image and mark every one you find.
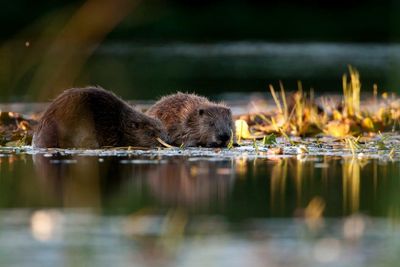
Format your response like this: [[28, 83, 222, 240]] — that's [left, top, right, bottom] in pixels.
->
[[236, 66, 399, 141], [1, 67, 399, 152]]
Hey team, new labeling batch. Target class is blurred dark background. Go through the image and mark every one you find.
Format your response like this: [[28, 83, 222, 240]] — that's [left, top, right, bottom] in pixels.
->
[[1, 0, 399, 101], [1, 0, 398, 42]]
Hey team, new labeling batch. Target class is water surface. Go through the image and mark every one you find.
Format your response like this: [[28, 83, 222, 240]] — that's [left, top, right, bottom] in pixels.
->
[[4, 42, 400, 101], [1, 143, 400, 266]]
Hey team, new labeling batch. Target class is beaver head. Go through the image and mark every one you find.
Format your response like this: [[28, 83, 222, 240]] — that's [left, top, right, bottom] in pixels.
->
[[184, 104, 236, 147]]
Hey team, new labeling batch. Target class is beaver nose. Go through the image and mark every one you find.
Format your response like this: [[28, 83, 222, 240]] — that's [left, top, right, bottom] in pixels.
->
[[218, 133, 230, 143]]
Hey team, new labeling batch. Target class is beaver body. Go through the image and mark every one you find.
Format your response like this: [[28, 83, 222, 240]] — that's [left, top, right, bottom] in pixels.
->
[[32, 87, 169, 148], [147, 92, 236, 147]]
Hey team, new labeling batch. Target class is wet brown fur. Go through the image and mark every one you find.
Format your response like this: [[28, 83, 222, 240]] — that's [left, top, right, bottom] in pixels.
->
[[32, 87, 169, 148], [147, 92, 236, 147]]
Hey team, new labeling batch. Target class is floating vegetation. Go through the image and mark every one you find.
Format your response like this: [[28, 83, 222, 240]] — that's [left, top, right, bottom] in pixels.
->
[[262, 133, 277, 146], [156, 137, 175, 148], [236, 67, 400, 141], [0, 111, 36, 146]]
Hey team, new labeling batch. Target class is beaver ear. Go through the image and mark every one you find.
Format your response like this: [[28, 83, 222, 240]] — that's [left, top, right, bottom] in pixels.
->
[[198, 109, 204, 116]]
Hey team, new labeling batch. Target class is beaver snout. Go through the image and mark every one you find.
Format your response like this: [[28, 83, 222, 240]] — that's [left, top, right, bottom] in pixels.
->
[[207, 133, 231, 147]]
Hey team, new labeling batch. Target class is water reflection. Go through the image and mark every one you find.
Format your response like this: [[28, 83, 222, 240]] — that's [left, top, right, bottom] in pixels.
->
[[32, 154, 235, 211], [0, 152, 399, 217], [342, 158, 361, 214], [0, 152, 400, 266]]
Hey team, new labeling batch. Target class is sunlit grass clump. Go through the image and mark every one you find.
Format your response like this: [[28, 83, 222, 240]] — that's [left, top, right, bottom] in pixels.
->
[[236, 67, 400, 140], [0, 111, 34, 146]]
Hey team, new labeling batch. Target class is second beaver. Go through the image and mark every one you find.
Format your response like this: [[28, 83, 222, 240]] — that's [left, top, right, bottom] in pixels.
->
[[33, 87, 169, 148], [147, 92, 236, 147]]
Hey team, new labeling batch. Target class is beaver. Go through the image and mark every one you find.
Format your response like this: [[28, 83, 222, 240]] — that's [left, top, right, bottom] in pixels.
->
[[32, 87, 169, 148], [146, 92, 236, 147]]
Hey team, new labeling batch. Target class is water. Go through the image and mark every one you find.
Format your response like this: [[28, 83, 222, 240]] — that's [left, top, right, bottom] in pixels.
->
[[4, 42, 400, 101], [89, 42, 400, 98], [1, 140, 400, 266]]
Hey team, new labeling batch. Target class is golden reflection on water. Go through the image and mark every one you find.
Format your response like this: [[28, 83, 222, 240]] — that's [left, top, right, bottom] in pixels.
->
[[235, 156, 249, 176], [305, 196, 325, 229], [342, 158, 361, 214], [270, 159, 288, 215]]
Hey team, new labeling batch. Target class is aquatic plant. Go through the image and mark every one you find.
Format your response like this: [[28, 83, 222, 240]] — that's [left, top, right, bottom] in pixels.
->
[[0, 111, 35, 147], [236, 67, 400, 140], [227, 129, 235, 149], [262, 133, 277, 146]]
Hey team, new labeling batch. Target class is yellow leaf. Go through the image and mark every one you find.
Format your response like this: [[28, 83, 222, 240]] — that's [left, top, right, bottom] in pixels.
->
[[333, 110, 342, 120], [235, 119, 252, 139], [361, 117, 374, 131], [323, 121, 350, 138]]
